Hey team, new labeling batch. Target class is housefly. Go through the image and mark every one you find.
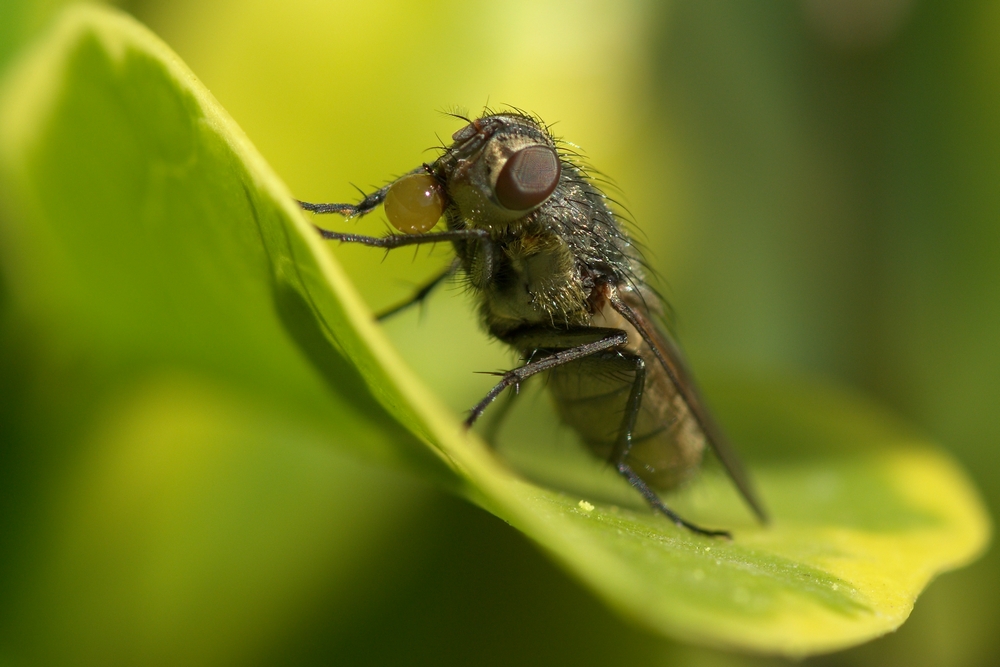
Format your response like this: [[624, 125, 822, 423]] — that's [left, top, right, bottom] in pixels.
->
[[299, 110, 767, 537]]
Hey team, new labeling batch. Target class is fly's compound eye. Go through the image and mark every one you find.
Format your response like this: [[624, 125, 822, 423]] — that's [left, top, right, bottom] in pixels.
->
[[384, 173, 446, 234], [494, 145, 561, 211]]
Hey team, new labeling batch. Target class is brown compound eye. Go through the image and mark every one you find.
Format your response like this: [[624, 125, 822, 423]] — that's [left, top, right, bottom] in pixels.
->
[[494, 145, 561, 211], [384, 173, 445, 234]]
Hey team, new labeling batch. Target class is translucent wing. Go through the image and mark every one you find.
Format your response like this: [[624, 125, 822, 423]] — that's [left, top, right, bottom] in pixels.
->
[[610, 289, 769, 524]]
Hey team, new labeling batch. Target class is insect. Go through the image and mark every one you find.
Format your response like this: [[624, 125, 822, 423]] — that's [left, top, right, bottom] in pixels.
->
[[299, 110, 767, 537]]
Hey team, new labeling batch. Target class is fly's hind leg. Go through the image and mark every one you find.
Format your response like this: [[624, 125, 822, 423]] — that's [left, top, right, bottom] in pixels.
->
[[465, 327, 630, 427], [610, 351, 731, 539], [480, 387, 521, 448]]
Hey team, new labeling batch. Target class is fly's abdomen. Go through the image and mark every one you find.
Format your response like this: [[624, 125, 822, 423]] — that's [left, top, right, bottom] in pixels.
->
[[547, 352, 706, 490]]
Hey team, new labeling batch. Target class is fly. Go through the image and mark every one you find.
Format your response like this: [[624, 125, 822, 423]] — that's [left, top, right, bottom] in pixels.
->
[[298, 110, 768, 537]]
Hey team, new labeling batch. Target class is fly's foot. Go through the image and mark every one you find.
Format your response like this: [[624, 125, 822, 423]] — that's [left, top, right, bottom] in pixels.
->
[[616, 461, 732, 539]]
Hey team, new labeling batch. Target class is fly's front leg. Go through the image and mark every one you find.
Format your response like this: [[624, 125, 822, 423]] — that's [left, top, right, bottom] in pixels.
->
[[297, 187, 388, 217], [297, 165, 426, 217], [319, 228, 494, 299], [300, 183, 494, 279], [607, 352, 731, 539], [308, 226, 491, 279]]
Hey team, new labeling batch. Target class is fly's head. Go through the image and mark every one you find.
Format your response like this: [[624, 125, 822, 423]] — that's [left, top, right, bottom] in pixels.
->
[[435, 113, 562, 231]]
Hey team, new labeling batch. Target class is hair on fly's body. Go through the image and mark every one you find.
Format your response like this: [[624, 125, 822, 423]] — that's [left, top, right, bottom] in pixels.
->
[[298, 109, 768, 538]]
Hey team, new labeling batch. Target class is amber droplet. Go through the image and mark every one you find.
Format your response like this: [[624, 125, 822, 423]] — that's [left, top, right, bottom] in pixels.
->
[[384, 173, 445, 234]]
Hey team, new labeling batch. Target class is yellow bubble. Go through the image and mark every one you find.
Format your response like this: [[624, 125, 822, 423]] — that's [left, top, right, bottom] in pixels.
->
[[384, 173, 444, 234]]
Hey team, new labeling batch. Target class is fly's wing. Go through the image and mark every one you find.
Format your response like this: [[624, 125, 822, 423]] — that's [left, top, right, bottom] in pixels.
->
[[610, 289, 769, 524]]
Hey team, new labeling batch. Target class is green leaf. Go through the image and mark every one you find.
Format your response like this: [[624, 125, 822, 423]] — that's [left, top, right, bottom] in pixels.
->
[[0, 5, 989, 658]]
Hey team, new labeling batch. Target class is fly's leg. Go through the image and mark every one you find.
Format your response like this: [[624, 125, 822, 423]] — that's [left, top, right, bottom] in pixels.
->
[[301, 224, 493, 279], [468, 326, 729, 536], [478, 387, 521, 448], [309, 226, 490, 252], [473, 344, 550, 446], [608, 352, 731, 539], [470, 326, 731, 538], [298, 185, 389, 217], [465, 328, 630, 427], [297, 170, 498, 275], [609, 289, 768, 524], [297, 165, 426, 217], [375, 260, 458, 321]]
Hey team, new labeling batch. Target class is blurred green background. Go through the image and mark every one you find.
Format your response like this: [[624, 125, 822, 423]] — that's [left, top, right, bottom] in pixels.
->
[[1, 0, 997, 665]]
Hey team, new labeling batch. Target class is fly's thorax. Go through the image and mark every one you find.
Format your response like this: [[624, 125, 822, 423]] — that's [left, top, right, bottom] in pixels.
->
[[478, 229, 592, 336]]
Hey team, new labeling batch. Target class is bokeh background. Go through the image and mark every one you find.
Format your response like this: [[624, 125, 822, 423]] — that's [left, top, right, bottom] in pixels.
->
[[1, 0, 997, 665]]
